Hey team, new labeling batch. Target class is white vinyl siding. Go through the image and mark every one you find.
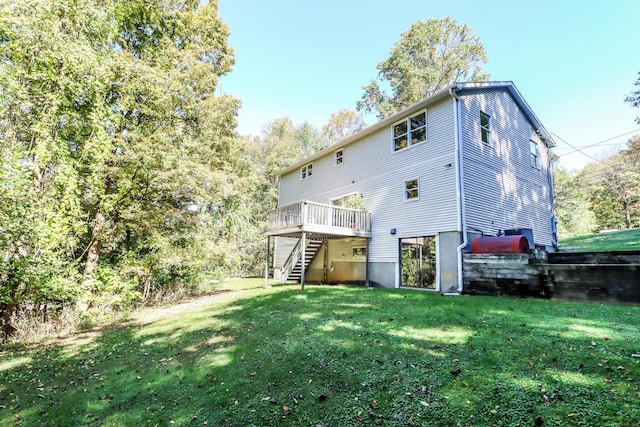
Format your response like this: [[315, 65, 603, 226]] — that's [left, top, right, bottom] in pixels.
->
[[459, 88, 554, 246], [277, 98, 458, 262]]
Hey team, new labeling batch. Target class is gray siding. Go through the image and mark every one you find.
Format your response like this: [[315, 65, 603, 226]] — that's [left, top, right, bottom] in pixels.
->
[[278, 98, 460, 265], [458, 88, 554, 246]]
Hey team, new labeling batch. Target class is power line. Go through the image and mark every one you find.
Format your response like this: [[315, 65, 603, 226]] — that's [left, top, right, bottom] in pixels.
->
[[552, 132, 604, 164], [554, 128, 640, 158]]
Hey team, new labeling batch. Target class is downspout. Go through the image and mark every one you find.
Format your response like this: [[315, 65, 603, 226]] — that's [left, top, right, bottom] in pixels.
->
[[544, 136, 558, 250], [446, 86, 467, 295]]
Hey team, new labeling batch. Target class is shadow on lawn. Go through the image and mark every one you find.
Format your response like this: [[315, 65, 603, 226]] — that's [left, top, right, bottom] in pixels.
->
[[1, 285, 638, 426]]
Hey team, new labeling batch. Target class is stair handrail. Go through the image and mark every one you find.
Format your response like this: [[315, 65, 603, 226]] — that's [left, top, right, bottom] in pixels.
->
[[281, 238, 318, 282]]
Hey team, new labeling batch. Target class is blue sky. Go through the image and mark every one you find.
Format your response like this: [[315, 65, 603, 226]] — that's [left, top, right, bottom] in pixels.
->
[[218, 0, 640, 170]]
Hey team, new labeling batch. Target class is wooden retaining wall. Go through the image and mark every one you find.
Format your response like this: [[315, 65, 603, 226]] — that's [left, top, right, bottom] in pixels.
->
[[463, 251, 640, 303]]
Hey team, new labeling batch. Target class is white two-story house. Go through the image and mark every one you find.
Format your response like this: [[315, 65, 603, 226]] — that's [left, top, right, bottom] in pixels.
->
[[266, 81, 556, 293]]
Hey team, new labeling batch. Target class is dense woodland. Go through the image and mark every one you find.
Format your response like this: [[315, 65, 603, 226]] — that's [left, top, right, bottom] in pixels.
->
[[1, 1, 639, 341]]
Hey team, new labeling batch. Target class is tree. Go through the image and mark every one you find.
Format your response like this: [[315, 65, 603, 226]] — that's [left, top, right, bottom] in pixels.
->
[[578, 138, 640, 230], [0, 0, 241, 336], [75, 0, 240, 305], [322, 109, 367, 145], [357, 18, 489, 119], [625, 71, 640, 124], [296, 121, 326, 156], [552, 168, 596, 237]]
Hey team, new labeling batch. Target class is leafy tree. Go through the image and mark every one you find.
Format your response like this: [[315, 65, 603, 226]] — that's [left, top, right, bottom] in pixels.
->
[[625, 71, 640, 124], [0, 0, 105, 334], [75, 0, 240, 305], [578, 139, 640, 230], [322, 109, 367, 145], [357, 18, 489, 119], [552, 169, 596, 237], [296, 121, 326, 156], [0, 0, 241, 335]]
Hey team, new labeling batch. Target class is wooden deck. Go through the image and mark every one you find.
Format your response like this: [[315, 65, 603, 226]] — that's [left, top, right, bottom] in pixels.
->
[[266, 200, 371, 239]]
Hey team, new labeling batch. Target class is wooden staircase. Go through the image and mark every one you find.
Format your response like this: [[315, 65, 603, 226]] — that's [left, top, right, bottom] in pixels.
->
[[283, 239, 323, 282]]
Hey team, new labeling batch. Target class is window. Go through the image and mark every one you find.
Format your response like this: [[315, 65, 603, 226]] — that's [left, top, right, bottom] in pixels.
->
[[393, 111, 426, 151], [480, 111, 491, 144], [334, 149, 343, 166], [404, 178, 419, 200], [352, 246, 367, 259], [300, 162, 313, 179], [400, 236, 436, 289], [530, 141, 541, 169]]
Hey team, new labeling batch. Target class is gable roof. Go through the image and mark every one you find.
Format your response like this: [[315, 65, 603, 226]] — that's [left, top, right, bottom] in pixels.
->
[[278, 81, 555, 176], [455, 81, 556, 148]]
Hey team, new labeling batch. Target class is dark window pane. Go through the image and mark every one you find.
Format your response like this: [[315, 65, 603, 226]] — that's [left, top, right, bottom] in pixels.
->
[[481, 128, 489, 143], [411, 112, 426, 129], [411, 128, 426, 144], [480, 111, 490, 128], [394, 136, 408, 151], [393, 122, 407, 138]]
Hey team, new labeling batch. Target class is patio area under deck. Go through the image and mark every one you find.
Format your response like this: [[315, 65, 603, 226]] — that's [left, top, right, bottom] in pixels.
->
[[265, 200, 372, 289]]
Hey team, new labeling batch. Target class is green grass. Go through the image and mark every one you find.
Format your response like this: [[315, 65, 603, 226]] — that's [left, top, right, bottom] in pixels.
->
[[558, 228, 640, 252], [1, 279, 639, 426]]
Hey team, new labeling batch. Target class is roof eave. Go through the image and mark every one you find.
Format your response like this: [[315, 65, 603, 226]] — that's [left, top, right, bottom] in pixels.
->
[[277, 81, 555, 177]]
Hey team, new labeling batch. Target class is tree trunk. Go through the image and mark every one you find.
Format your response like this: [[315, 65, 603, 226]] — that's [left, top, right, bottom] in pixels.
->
[[1, 272, 19, 342], [0, 303, 17, 342], [623, 201, 633, 229], [79, 211, 106, 311]]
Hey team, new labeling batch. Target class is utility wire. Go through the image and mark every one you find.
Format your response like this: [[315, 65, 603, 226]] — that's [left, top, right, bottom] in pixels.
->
[[554, 128, 640, 158], [552, 132, 604, 164]]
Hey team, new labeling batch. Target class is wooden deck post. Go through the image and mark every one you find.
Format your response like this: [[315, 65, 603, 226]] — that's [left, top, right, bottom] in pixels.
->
[[264, 236, 271, 288], [300, 232, 306, 291], [365, 238, 370, 287]]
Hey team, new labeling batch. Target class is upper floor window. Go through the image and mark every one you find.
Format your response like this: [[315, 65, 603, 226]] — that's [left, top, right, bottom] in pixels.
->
[[480, 111, 491, 144], [300, 162, 313, 179], [335, 149, 343, 166], [393, 111, 426, 151], [530, 141, 541, 169], [404, 178, 419, 200]]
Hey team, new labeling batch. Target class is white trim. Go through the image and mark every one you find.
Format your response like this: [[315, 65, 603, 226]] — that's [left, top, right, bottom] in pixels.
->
[[435, 234, 441, 292], [300, 162, 313, 180], [480, 110, 492, 145], [403, 177, 419, 201], [334, 148, 343, 166], [529, 140, 541, 170], [392, 109, 427, 153]]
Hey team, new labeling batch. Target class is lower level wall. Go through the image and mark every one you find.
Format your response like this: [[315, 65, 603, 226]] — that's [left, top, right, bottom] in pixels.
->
[[368, 262, 396, 288]]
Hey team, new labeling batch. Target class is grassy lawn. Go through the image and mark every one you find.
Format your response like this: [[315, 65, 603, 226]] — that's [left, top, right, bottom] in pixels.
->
[[1, 279, 639, 426], [558, 228, 640, 252]]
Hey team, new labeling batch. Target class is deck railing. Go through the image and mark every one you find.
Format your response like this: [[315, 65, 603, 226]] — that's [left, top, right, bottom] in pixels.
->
[[267, 200, 371, 236]]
